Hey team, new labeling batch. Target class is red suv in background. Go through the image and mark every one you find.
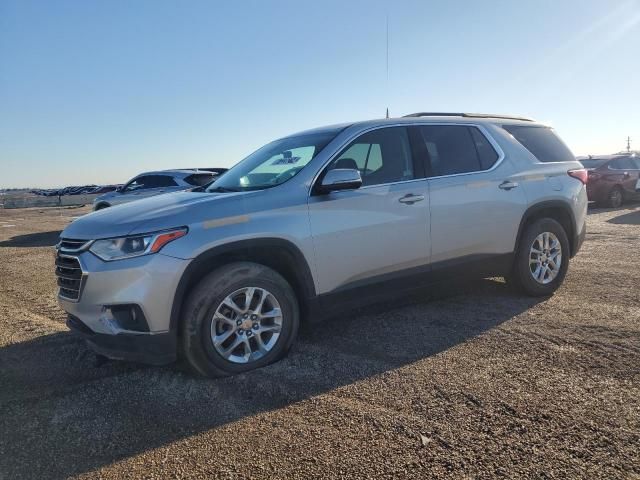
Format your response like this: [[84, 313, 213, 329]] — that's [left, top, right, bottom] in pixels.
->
[[580, 155, 640, 208]]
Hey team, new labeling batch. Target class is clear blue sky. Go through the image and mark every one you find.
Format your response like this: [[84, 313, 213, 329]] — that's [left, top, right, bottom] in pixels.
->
[[1, 0, 639, 188]]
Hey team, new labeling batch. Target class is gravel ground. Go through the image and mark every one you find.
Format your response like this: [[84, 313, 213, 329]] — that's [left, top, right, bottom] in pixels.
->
[[0, 204, 638, 479]]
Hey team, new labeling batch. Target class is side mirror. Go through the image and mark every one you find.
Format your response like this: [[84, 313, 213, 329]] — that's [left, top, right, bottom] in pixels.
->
[[318, 168, 362, 193]]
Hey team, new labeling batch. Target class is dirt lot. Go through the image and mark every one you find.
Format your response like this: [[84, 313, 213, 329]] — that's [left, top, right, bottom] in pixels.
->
[[0, 205, 638, 479]]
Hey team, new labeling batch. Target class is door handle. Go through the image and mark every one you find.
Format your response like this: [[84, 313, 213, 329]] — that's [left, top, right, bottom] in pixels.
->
[[498, 181, 519, 191], [398, 194, 425, 205]]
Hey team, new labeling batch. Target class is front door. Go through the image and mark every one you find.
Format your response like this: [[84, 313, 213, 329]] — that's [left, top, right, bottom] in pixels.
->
[[308, 126, 431, 296]]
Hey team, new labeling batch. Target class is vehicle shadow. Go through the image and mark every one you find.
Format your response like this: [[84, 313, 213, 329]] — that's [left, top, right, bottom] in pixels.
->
[[0, 230, 62, 247], [607, 206, 640, 225], [0, 278, 541, 479]]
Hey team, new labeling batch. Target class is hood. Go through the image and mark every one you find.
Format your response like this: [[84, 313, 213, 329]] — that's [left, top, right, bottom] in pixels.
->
[[61, 190, 249, 239]]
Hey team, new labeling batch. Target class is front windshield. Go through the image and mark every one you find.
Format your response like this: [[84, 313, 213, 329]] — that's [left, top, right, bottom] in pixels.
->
[[206, 130, 340, 192]]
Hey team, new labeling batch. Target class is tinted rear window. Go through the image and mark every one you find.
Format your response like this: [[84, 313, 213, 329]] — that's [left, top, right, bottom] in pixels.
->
[[503, 125, 575, 163]]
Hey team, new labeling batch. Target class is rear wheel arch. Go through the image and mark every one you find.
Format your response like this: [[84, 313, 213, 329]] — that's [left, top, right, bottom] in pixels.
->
[[169, 238, 316, 335], [515, 201, 576, 257]]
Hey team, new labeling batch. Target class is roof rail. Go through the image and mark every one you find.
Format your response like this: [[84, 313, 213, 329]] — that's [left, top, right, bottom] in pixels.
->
[[403, 112, 535, 122]]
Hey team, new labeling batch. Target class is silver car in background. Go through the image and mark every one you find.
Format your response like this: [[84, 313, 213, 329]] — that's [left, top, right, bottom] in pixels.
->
[[57, 113, 588, 377], [92, 169, 225, 210]]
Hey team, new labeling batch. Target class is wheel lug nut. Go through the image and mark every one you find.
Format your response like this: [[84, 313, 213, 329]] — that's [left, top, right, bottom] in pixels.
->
[[236, 320, 242, 326], [253, 323, 259, 330], [251, 314, 257, 320], [247, 331, 253, 337]]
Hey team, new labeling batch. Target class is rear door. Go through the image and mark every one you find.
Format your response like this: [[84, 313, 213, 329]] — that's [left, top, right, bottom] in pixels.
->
[[308, 126, 431, 296], [610, 157, 640, 199], [420, 124, 528, 272]]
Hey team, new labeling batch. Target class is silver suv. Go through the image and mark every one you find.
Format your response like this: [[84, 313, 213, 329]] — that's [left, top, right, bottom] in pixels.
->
[[56, 113, 588, 377]]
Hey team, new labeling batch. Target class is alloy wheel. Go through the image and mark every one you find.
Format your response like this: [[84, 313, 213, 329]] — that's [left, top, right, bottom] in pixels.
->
[[210, 287, 283, 364], [529, 232, 562, 285]]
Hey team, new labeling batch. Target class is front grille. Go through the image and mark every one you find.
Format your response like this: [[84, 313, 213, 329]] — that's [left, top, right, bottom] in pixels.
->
[[57, 238, 91, 252], [55, 253, 85, 301]]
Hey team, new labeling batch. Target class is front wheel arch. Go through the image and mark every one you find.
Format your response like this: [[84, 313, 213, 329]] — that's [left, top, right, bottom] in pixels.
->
[[169, 238, 316, 337]]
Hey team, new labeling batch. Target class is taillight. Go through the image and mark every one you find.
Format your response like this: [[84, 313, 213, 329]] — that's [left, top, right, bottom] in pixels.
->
[[568, 168, 588, 185]]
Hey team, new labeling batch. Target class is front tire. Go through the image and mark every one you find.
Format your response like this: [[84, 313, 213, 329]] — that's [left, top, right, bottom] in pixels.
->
[[180, 262, 299, 377], [509, 218, 570, 297]]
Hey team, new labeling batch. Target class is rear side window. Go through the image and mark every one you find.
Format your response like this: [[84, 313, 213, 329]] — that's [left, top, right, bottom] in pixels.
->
[[417, 125, 499, 176], [146, 175, 179, 188], [609, 158, 636, 170], [184, 173, 215, 186], [469, 127, 499, 170], [503, 125, 574, 163], [123, 175, 177, 191]]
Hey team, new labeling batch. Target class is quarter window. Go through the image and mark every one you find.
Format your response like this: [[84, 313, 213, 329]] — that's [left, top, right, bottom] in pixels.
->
[[330, 127, 414, 186], [418, 125, 498, 176], [503, 125, 575, 163]]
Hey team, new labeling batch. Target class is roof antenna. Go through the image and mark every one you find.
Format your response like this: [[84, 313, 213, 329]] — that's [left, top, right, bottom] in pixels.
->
[[385, 9, 389, 119], [626, 136, 632, 153]]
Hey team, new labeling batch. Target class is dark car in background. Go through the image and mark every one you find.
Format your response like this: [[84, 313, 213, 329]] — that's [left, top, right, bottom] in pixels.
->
[[580, 155, 640, 208], [92, 169, 226, 210]]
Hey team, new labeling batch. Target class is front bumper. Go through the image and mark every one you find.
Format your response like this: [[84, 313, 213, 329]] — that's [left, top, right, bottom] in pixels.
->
[[57, 251, 190, 364], [67, 315, 175, 365]]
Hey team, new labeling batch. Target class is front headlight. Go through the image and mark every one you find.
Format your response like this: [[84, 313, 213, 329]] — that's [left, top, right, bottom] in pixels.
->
[[89, 228, 187, 261]]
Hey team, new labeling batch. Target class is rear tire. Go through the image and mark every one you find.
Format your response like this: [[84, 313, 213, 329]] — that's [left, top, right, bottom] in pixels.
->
[[180, 262, 299, 377], [509, 218, 570, 297], [606, 186, 624, 208]]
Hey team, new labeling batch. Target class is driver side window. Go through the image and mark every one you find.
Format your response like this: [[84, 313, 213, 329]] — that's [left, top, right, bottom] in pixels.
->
[[124, 176, 150, 192], [329, 127, 413, 187]]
